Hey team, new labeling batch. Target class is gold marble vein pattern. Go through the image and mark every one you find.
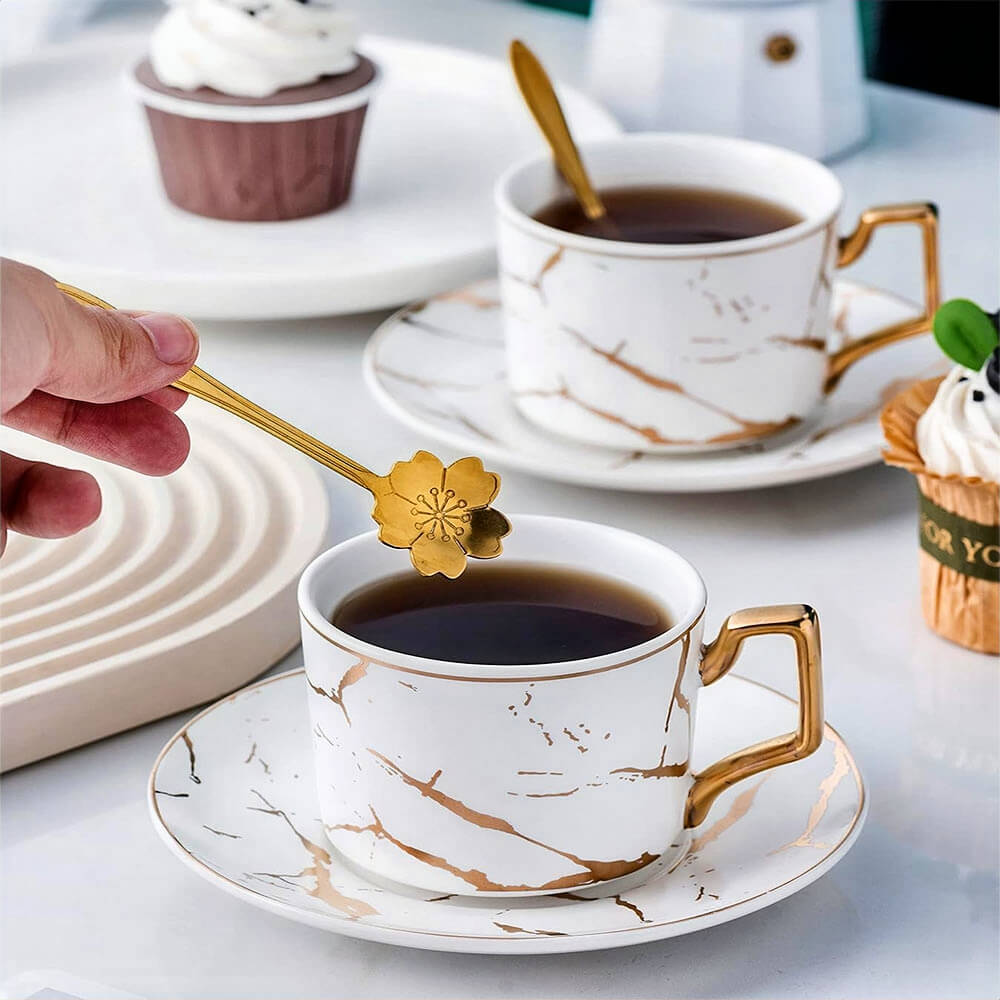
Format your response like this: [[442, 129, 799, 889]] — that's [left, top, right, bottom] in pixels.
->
[[305, 656, 368, 726], [502, 246, 565, 306], [802, 221, 837, 342], [507, 787, 580, 798], [498, 218, 833, 449], [181, 730, 201, 784], [611, 634, 694, 780], [494, 921, 568, 936], [559, 325, 805, 438], [327, 810, 519, 892], [769, 737, 859, 853], [551, 889, 653, 925], [689, 779, 766, 854], [203, 825, 241, 839], [769, 334, 826, 351], [831, 281, 871, 337], [513, 381, 800, 448], [149, 670, 867, 946], [247, 789, 378, 919], [612, 895, 651, 923], [305, 625, 703, 895], [364, 749, 660, 890]]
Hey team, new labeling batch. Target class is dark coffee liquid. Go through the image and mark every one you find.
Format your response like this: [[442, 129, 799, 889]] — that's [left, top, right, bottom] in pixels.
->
[[533, 185, 802, 244], [331, 563, 671, 664]]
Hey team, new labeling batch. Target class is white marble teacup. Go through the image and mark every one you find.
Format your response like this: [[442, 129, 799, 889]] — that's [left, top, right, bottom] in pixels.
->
[[299, 516, 824, 897], [495, 133, 938, 452]]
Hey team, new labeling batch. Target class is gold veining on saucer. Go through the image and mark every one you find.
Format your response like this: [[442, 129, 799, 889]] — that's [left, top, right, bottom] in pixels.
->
[[768, 739, 860, 854], [148, 670, 866, 945], [514, 380, 800, 448], [248, 789, 378, 919]]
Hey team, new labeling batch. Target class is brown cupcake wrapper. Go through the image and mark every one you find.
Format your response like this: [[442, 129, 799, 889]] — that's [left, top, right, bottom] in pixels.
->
[[881, 378, 999, 654], [143, 104, 368, 221]]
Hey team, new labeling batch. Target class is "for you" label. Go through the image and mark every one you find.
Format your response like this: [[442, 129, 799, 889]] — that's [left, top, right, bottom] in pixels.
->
[[919, 492, 1000, 582]]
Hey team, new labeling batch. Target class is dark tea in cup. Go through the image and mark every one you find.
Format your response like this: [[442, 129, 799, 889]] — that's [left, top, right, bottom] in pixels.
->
[[331, 562, 671, 664], [532, 184, 802, 244]]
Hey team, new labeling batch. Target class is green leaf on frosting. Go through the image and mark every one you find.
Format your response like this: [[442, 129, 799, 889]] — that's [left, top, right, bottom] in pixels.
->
[[932, 298, 1000, 371]]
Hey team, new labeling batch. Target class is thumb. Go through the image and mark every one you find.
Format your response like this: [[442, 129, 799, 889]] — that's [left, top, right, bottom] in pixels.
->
[[41, 287, 199, 404]]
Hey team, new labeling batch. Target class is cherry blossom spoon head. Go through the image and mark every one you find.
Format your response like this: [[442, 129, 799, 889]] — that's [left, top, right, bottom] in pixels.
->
[[369, 450, 511, 579]]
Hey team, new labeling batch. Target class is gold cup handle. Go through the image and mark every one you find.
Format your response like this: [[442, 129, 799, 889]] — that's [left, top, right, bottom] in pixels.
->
[[684, 604, 824, 829], [825, 202, 940, 392]]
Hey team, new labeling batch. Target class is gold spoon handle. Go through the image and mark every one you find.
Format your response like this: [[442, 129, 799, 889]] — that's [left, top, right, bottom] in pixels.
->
[[509, 39, 607, 222], [56, 282, 379, 492], [173, 366, 377, 490]]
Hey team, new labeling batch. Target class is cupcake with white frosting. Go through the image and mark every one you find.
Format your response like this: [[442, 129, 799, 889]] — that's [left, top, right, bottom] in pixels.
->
[[129, 0, 378, 221], [882, 298, 999, 653]]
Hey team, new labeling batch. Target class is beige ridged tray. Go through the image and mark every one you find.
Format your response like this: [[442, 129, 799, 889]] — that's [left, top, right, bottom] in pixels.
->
[[0, 399, 329, 771]]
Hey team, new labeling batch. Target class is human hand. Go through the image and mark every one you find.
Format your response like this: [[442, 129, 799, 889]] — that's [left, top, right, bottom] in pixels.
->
[[1, 258, 200, 553]]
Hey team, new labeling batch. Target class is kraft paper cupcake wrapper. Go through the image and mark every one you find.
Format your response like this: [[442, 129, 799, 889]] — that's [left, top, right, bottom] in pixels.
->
[[881, 377, 999, 655]]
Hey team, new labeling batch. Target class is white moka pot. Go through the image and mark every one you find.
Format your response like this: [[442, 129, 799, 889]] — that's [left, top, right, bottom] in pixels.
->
[[588, 0, 869, 161]]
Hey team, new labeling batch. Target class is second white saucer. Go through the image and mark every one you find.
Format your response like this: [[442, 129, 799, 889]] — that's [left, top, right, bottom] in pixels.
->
[[364, 278, 945, 492]]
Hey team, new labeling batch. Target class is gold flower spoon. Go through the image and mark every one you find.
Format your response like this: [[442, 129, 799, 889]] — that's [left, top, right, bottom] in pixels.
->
[[57, 283, 511, 579]]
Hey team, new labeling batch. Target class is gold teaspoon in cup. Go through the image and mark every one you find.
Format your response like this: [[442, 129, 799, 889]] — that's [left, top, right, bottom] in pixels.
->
[[56, 283, 511, 579], [509, 39, 616, 234]]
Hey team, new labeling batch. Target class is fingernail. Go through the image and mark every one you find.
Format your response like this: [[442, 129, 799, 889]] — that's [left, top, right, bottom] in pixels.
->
[[137, 313, 197, 365]]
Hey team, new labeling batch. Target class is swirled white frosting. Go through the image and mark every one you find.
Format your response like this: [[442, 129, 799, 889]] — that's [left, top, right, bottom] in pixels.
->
[[916, 363, 1000, 480], [150, 0, 359, 98]]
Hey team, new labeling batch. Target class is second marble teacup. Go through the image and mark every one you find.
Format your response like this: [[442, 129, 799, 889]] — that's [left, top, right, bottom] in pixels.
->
[[299, 515, 824, 897], [495, 133, 938, 452]]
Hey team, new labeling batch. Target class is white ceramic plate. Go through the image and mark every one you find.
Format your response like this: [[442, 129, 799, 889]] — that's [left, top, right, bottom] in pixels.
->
[[149, 668, 866, 955], [1, 34, 619, 319], [0, 400, 329, 771], [364, 279, 947, 492]]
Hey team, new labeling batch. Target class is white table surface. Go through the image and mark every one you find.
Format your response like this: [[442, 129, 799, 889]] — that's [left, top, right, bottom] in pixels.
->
[[2, 2, 998, 998]]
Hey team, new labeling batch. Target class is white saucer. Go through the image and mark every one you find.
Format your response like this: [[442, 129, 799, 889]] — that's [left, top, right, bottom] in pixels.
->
[[364, 279, 946, 492], [149, 668, 866, 954], [2, 34, 618, 319]]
